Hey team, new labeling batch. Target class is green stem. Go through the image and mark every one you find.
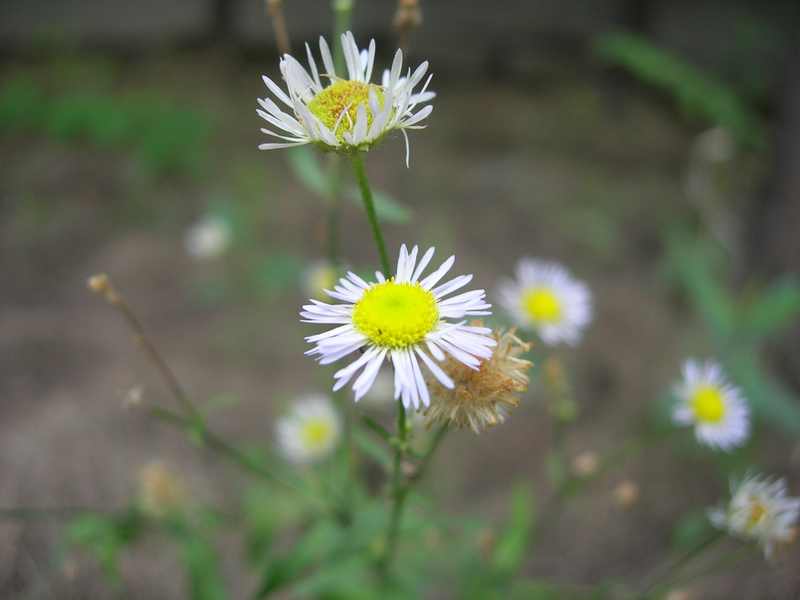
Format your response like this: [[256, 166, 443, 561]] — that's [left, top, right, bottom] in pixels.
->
[[380, 420, 450, 581], [380, 402, 408, 576], [148, 406, 300, 494], [350, 153, 391, 274], [636, 532, 724, 599], [332, 0, 355, 75]]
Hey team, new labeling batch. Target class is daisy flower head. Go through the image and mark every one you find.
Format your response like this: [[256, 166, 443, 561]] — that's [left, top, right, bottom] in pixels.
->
[[497, 259, 592, 346], [276, 395, 341, 464], [672, 359, 750, 451], [257, 31, 434, 165], [709, 474, 800, 558], [424, 326, 533, 433], [301, 244, 496, 409]]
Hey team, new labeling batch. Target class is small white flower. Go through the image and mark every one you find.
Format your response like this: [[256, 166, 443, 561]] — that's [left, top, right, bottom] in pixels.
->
[[257, 31, 434, 165], [303, 260, 339, 300], [709, 474, 800, 558], [185, 216, 231, 259], [301, 244, 496, 409], [672, 360, 750, 451], [497, 259, 592, 346], [276, 395, 341, 464]]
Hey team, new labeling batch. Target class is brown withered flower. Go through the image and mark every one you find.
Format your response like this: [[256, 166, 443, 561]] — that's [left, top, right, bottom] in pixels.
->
[[424, 327, 533, 433]]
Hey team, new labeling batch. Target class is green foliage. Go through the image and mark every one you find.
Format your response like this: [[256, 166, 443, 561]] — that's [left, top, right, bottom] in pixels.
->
[[671, 510, 717, 553], [491, 484, 536, 576], [665, 229, 800, 436], [594, 32, 764, 148], [0, 76, 212, 175], [67, 510, 144, 578], [177, 529, 227, 600]]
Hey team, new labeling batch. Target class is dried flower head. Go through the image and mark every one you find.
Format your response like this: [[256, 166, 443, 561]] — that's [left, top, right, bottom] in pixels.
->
[[424, 327, 532, 433], [138, 461, 187, 518], [572, 451, 599, 477], [613, 479, 640, 509]]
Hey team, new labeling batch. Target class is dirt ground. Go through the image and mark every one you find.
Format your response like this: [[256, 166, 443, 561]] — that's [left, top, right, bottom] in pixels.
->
[[1, 49, 799, 598]]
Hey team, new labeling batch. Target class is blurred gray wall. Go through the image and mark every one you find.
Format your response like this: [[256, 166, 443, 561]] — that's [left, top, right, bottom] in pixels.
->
[[2, 1, 798, 84]]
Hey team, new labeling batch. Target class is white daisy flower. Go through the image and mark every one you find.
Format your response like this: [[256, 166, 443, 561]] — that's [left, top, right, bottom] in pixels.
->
[[301, 244, 496, 409], [672, 359, 750, 451], [709, 474, 800, 558], [257, 31, 434, 165], [276, 395, 341, 464], [497, 259, 592, 346], [184, 215, 231, 259]]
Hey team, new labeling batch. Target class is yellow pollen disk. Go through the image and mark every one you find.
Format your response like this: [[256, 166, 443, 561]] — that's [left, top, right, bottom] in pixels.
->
[[747, 500, 767, 530], [522, 287, 562, 324], [353, 280, 438, 349], [301, 419, 333, 450], [690, 386, 726, 423], [307, 80, 384, 142]]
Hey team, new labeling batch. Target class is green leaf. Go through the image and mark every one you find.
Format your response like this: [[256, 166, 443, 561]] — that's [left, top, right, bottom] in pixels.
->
[[347, 187, 412, 224], [741, 278, 800, 340], [491, 484, 536, 576], [594, 32, 763, 148], [361, 415, 392, 440], [665, 230, 734, 340], [353, 430, 393, 470], [724, 351, 800, 437], [671, 510, 716, 553], [66, 510, 143, 579], [286, 146, 329, 197], [254, 521, 343, 598], [180, 535, 227, 600]]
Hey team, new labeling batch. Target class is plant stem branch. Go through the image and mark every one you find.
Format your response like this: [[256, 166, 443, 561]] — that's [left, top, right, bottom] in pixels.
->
[[350, 153, 391, 274], [88, 275, 201, 426], [332, 0, 355, 75], [636, 531, 725, 599], [265, 0, 291, 54], [88, 275, 320, 503]]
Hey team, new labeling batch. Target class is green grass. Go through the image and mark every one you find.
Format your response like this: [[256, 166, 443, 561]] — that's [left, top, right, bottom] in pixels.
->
[[0, 76, 212, 176]]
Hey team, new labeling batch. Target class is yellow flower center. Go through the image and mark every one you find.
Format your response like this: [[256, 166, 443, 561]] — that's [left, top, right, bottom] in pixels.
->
[[522, 288, 562, 324], [353, 280, 438, 349], [307, 80, 384, 142], [747, 500, 767, 530], [690, 386, 726, 423], [301, 418, 333, 450]]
